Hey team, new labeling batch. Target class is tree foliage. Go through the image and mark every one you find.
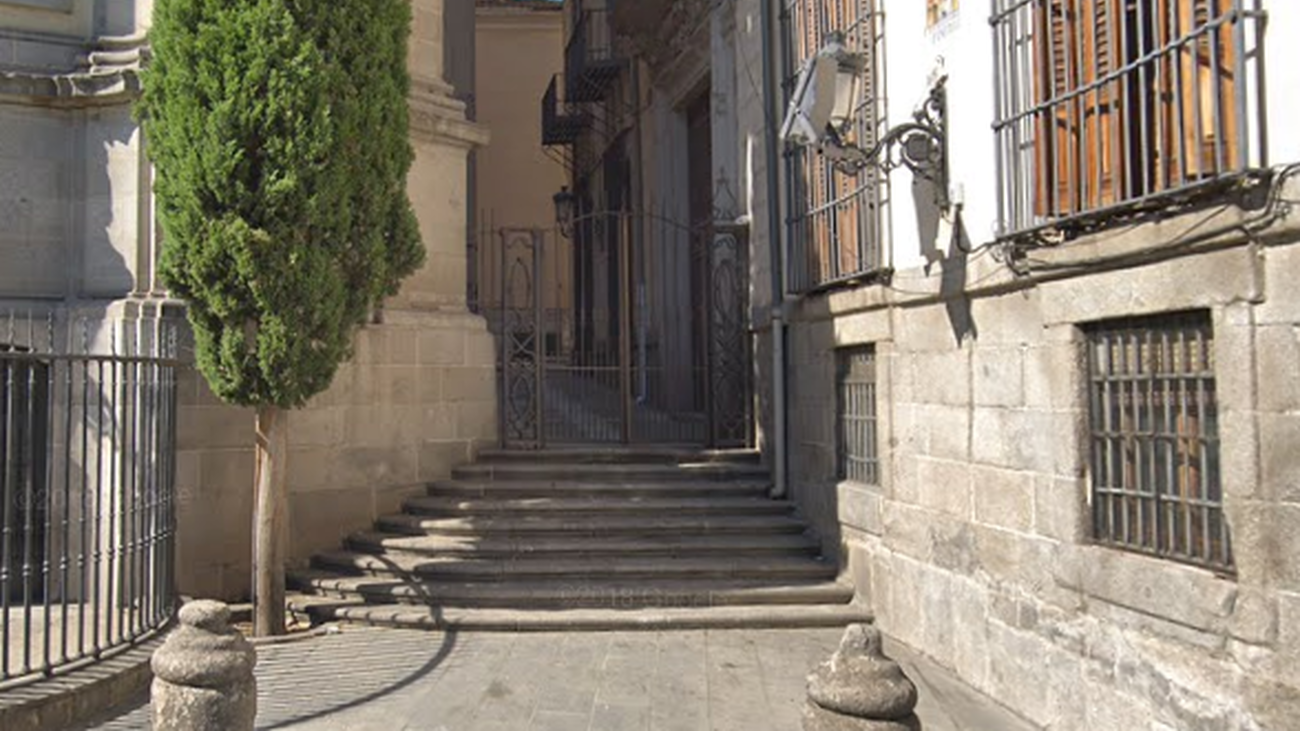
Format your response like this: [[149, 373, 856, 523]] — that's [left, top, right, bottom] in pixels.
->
[[139, 0, 423, 408]]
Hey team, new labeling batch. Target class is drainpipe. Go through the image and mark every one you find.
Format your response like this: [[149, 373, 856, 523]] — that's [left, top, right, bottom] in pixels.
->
[[760, 0, 788, 499]]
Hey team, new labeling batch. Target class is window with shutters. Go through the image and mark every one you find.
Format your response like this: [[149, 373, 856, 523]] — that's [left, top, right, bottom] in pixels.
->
[[781, 0, 884, 293], [991, 0, 1267, 239]]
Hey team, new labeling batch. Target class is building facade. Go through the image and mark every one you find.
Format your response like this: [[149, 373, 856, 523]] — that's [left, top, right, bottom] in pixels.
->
[[557, 0, 1300, 727], [0, 0, 497, 600], [471, 0, 570, 328]]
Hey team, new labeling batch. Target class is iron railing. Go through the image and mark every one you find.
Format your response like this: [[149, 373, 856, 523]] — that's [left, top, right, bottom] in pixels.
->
[[1085, 311, 1232, 573], [541, 75, 588, 147], [1, 312, 180, 688], [482, 211, 753, 448], [565, 7, 621, 103], [836, 347, 879, 485], [781, 0, 887, 293], [992, 0, 1268, 241]]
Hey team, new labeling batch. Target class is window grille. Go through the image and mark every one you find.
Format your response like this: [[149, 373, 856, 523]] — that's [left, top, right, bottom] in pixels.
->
[[991, 0, 1267, 239], [836, 347, 878, 485], [1086, 312, 1232, 572], [781, 0, 885, 293]]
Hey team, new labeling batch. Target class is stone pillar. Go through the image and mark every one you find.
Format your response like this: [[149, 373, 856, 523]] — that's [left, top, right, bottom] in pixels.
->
[[392, 0, 490, 312], [803, 624, 921, 731], [151, 600, 257, 731]]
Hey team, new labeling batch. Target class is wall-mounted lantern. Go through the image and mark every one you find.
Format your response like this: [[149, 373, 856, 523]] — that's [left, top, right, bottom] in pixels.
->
[[553, 185, 576, 239], [781, 35, 949, 209]]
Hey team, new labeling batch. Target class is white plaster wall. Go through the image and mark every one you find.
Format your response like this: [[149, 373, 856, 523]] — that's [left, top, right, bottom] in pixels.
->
[[882, 1, 998, 271], [1264, 0, 1300, 165]]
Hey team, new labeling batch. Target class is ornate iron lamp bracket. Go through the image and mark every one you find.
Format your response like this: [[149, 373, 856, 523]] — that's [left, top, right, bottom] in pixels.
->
[[828, 76, 949, 209]]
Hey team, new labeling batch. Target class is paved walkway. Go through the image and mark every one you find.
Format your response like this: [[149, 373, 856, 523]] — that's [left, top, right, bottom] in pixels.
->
[[83, 626, 1037, 731]]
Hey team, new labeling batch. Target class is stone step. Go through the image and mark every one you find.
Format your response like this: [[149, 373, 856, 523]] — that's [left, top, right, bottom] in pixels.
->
[[290, 573, 855, 609], [474, 448, 762, 466], [310, 550, 838, 582], [427, 478, 772, 499], [295, 601, 874, 632], [343, 531, 821, 558], [376, 513, 808, 537], [451, 461, 770, 483], [403, 494, 794, 517]]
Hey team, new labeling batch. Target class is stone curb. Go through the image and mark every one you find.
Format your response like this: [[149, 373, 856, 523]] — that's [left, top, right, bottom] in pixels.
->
[[0, 629, 168, 731]]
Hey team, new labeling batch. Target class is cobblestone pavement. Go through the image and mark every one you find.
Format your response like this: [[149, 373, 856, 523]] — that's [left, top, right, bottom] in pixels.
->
[[84, 626, 1038, 731]]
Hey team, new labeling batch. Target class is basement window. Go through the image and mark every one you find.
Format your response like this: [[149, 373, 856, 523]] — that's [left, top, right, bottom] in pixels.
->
[[1085, 311, 1232, 572], [836, 346, 878, 485]]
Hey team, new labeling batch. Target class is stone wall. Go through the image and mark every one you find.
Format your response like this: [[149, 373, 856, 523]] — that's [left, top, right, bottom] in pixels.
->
[[785, 190, 1300, 728], [175, 311, 497, 600], [1, 0, 498, 603], [171, 0, 496, 601]]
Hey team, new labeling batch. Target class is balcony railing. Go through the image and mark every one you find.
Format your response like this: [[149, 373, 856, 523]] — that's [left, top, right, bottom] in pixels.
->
[[542, 75, 588, 147], [565, 8, 622, 103]]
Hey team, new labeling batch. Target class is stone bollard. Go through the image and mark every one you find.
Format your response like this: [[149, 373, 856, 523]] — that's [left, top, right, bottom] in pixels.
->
[[803, 624, 921, 731], [151, 600, 257, 731]]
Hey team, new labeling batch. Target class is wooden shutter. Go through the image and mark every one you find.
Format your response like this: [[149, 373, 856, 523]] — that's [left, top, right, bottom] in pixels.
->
[[1034, 0, 1123, 218], [1161, 0, 1239, 184]]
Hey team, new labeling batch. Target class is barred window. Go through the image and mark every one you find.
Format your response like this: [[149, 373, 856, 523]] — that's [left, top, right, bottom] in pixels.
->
[[1086, 312, 1232, 572], [991, 0, 1266, 238], [782, 0, 884, 293], [836, 347, 878, 485]]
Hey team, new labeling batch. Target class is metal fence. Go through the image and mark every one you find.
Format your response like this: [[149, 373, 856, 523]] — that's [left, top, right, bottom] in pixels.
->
[[1, 312, 180, 688], [992, 0, 1268, 240], [482, 211, 753, 449], [1085, 311, 1232, 573], [781, 0, 886, 293]]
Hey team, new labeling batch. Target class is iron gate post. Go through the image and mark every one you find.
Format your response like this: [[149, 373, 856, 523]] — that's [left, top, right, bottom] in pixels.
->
[[533, 229, 546, 449], [618, 212, 634, 444]]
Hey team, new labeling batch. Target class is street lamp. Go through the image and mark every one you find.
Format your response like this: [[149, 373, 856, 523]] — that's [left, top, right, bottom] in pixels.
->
[[780, 34, 949, 207], [553, 186, 576, 239], [779, 32, 863, 150]]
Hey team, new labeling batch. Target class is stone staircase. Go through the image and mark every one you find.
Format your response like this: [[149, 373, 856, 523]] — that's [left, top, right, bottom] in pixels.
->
[[288, 448, 871, 631]]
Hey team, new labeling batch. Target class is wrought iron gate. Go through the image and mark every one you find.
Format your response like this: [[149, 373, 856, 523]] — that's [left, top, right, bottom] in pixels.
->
[[481, 211, 752, 448]]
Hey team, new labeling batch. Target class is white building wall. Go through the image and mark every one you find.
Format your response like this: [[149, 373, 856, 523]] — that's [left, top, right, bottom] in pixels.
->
[[1264, 0, 1300, 165]]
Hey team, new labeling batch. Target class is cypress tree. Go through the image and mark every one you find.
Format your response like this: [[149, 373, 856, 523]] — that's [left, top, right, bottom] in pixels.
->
[[139, 0, 423, 635]]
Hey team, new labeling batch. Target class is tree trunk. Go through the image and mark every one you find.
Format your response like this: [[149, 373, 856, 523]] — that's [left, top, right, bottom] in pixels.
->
[[253, 405, 288, 636]]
